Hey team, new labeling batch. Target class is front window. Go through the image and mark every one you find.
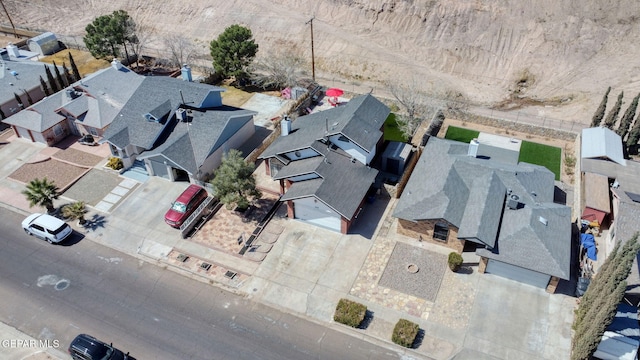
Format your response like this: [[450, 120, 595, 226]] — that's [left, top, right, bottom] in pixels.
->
[[433, 222, 449, 241], [171, 202, 187, 213]]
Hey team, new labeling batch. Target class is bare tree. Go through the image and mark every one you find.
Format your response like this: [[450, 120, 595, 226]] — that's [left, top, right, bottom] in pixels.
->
[[387, 78, 429, 140], [250, 40, 307, 89], [164, 34, 197, 68], [387, 77, 468, 141], [128, 22, 154, 68]]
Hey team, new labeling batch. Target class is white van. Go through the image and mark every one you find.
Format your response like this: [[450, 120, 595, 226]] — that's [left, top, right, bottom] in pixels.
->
[[22, 213, 72, 244]]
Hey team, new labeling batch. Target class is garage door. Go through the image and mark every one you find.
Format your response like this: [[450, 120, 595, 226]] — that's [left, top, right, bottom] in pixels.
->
[[485, 259, 551, 289], [149, 160, 170, 179], [294, 201, 341, 232]]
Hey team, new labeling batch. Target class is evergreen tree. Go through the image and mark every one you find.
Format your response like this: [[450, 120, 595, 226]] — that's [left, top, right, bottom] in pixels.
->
[[13, 93, 23, 109], [616, 92, 640, 139], [45, 65, 59, 93], [83, 10, 137, 59], [591, 86, 611, 127], [571, 234, 640, 360], [52, 61, 66, 88], [39, 75, 51, 96], [604, 91, 624, 129], [627, 116, 640, 147], [210, 24, 258, 79], [210, 149, 261, 211], [22, 90, 34, 106], [62, 62, 73, 85], [69, 52, 81, 81]]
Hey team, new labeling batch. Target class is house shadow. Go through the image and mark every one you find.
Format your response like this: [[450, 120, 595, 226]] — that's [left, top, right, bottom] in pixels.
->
[[82, 214, 108, 232], [237, 125, 273, 157], [457, 265, 474, 275], [348, 193, 391, 239]]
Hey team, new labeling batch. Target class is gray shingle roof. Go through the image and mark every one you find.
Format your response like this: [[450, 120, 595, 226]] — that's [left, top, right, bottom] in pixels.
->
[[102, 77, 226, 150], [259, 94, 386, 220], [280, 148, 378, 219], [394, 137, 571, 279], [2, 65, 144, 131], [259, 94, 389, 159], [137, 108, 255, 174], [0, 60, 50, 107]]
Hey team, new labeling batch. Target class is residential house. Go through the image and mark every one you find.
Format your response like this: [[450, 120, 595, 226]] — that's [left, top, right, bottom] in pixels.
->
[[580, 127, 640, 304], [394, 136, 572, 291], [2, 60, 143, 145], [101, 75, 256, 183], [258, 94, 389, 233], [0, 49, 52, 119]]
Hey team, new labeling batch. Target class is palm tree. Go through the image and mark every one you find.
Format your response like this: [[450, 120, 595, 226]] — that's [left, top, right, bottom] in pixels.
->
[[62, 201, 88, 225], [22, 178, 60, 213]]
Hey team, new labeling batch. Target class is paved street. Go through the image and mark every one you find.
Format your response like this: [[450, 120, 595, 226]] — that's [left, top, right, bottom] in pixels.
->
[[0, 207, 416, 360]]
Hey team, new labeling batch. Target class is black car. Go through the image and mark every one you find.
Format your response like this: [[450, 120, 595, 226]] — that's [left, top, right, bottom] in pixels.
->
[[68, 334, 128, 360]]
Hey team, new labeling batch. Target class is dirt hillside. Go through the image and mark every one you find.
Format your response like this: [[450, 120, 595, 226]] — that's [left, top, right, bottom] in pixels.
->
[[6, 0, 640, 124]]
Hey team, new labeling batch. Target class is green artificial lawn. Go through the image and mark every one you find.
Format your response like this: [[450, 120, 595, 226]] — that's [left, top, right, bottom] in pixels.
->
[[444, 126, 480, 143], [518, 141, 561, 180], [384, 113, 408, 142], [442, 126, 561, 180]]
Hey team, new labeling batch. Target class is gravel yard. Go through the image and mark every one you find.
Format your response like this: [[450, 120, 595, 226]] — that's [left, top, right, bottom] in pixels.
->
[[378, 242, 447, 302], [9, 159, 89, 191], [52, 147, 104, 167], [61, 169, 123, 206]]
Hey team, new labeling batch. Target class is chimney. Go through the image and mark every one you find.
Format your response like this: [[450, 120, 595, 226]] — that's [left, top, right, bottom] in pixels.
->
[[468, 138, 479, 157], [111, 58, 123, 70], [281, 115, 291, 136], [181, 64, 192, 82], [506, 194, 520, 210], [6, 43, 19, 58]]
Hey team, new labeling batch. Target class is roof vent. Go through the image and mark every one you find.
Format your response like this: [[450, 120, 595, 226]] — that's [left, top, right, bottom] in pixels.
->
[[506, 194, 520, 210], [538, 216, 548, 226]]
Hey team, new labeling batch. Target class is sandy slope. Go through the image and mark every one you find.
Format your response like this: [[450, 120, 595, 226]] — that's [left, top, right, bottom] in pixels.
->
[[6, 0, 640, 124]]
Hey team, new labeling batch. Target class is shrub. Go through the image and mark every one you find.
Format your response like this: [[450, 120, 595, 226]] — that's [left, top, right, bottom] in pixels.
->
[[106, 157, 123, 171], [448, 252, 463, 272], [392, 319, 419, 348], [334, 298, 367, 328]]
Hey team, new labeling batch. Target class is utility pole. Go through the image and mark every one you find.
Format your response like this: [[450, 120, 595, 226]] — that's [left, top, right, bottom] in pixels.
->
[[0, 0, 18, 38], [305, 17, 315, 81]]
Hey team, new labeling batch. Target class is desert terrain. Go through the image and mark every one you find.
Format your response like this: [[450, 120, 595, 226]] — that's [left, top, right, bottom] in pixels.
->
[[5, 0, 640, 124]]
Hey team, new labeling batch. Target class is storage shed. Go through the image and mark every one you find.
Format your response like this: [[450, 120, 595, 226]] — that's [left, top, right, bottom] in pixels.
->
[[27, 32, 61, 56], [381, 141, 412, 175]]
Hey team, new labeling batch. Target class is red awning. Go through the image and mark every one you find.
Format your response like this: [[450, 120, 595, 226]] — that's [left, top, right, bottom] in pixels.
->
[[581, 206, 607, 225]]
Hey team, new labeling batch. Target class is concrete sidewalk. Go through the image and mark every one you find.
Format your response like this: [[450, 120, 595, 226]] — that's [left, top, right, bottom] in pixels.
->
[[0, 322, 67, 360]]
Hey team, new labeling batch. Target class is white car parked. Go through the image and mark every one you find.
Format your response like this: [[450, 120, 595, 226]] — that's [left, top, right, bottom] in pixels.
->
[[22, 213, 72, 244]]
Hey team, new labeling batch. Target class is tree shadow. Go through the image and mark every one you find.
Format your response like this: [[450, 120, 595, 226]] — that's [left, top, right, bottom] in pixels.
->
[[457, 266, 474, 275], [82, 214, 107, 231], [358, 310, 375, 330], [411, 328, 426, 349]]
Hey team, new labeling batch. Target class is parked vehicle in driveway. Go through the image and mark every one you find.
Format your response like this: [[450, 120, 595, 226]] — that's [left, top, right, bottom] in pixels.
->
[[21, 213, 72, 244], [164, 184, 209, 228], [68, 333, 129, 360]]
